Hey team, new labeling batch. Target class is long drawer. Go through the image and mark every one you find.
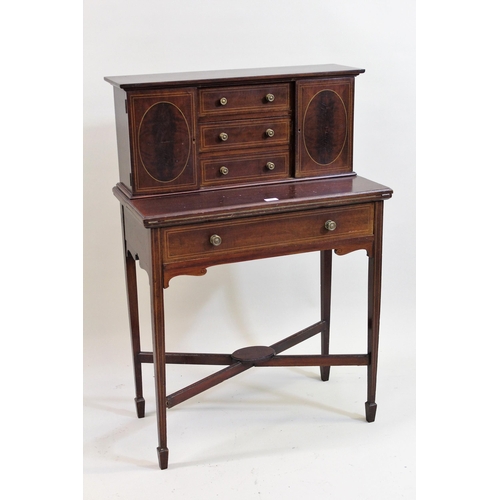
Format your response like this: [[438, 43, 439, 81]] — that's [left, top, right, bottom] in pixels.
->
[[162, 204, 374, 264]]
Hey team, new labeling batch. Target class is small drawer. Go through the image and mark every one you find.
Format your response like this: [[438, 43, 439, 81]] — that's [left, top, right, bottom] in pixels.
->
[[199, 118, 290, 152], [163, 204, 374, 263], [201, 151, 289, 186], [199, 84, 291, 117]]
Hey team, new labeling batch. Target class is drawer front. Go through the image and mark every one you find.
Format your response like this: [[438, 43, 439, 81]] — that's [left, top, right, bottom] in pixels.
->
[[199, 84, 291, 117], [199, 118, 290, 152], [163, 204, 374, 263], [201, 151, 289, 186]]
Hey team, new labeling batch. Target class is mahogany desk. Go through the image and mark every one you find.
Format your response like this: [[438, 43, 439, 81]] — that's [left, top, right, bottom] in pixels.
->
[[105, 64, 392, 469]]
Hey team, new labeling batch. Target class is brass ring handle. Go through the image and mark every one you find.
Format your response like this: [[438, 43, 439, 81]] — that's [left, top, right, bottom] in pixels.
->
[[324, 220, 337, 231], [265, 128, 275, 137], [265, 93, 275, 102], [219, 132, 229, 141], [266, 162, 275, 170], [219, 166, 229, 175], [210, 234, 222, 246], [220, 97, 228, 105]]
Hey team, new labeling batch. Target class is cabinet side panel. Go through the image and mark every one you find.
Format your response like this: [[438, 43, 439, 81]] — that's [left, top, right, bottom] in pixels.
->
[[113, 87, 133, 191]]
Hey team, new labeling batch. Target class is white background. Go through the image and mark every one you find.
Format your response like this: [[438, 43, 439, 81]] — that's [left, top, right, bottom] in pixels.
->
[[7, 1, 500, 499]]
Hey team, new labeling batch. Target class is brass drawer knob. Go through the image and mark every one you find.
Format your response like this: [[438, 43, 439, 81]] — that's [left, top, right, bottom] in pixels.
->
[[219, 166, 229, 175], [210, 234, 222, 246], [266, 161, 275, 170], [265, 93, 275, 102], [220, 97, 228, 106], [324, 220, 337, 231], [265, 128, 275, 137], [219, 132, 229, 141]]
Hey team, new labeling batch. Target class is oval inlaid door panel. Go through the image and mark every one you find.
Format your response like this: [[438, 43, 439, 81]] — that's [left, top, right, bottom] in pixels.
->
[[296, 79, 353, 178], [303, 89, 347, 165], [138, 102, 191, 182]]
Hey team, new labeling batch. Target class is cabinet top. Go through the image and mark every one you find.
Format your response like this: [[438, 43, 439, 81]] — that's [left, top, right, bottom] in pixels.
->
[[104, 63, 365, 90], [113, 176, 391, 228]]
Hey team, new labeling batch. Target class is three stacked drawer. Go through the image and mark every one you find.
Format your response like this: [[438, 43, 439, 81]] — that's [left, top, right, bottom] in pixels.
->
[[198, 84, 292, 187]]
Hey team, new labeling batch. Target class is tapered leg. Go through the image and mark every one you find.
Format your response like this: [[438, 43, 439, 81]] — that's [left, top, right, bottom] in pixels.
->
[[150, 230, 169, 469], [320, 250, 333, 381], [124, 251, 145, 418], [366, 202, 384, 422]]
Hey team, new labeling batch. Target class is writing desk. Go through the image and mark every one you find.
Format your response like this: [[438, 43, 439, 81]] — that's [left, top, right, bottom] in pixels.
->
[[106, 64, 393, 469]]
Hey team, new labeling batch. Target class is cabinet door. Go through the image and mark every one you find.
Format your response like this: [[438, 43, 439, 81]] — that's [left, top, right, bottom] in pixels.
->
[[295, 78, 354, 178], [128, 89, 197, 195]]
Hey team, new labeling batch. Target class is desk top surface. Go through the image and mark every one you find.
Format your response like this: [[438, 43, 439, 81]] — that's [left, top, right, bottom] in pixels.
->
[[104, 64, 365, 90], [114, 175, 392, 228]]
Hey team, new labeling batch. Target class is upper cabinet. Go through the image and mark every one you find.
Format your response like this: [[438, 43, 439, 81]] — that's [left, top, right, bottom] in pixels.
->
[[106, 64, 364, 198]]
